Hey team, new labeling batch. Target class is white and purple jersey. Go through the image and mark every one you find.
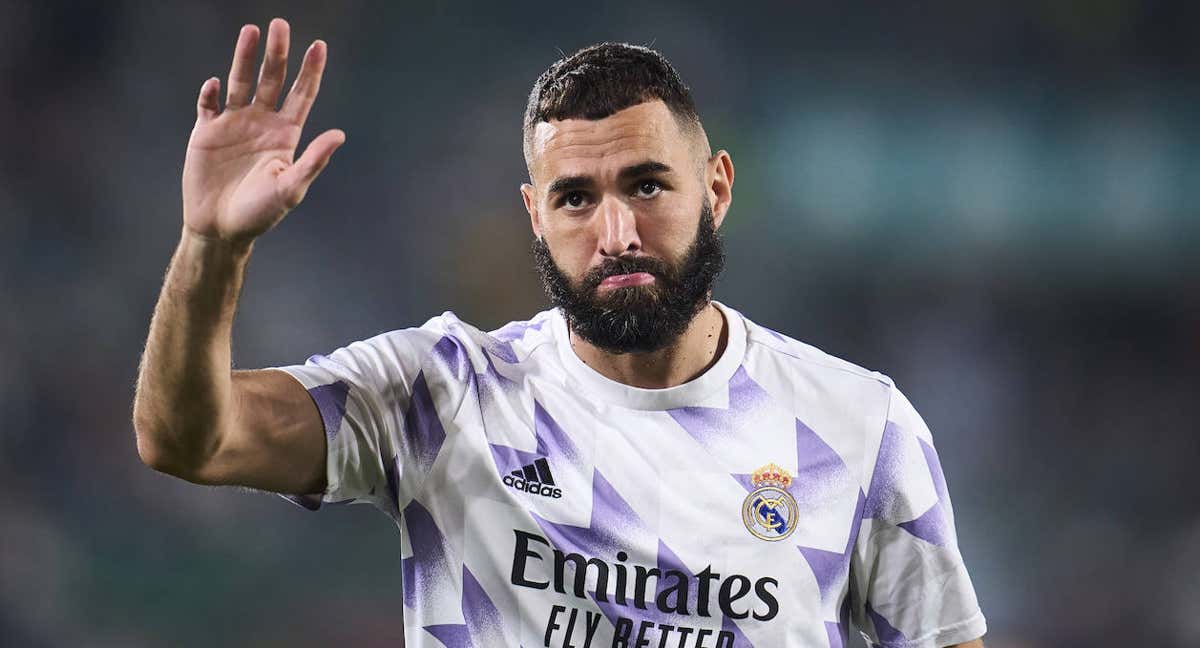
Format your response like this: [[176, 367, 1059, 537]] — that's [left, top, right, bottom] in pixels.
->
[[269, 301, 986, 647]]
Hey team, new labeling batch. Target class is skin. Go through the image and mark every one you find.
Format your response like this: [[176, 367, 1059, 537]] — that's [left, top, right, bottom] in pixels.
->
[[133, 17, 337, 493], [134, 18, 985, 648], [521, 100, 736, 388]]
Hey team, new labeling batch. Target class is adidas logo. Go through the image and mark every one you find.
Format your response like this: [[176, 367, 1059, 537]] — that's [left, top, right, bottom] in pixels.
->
[[503, 457, 563, 499]]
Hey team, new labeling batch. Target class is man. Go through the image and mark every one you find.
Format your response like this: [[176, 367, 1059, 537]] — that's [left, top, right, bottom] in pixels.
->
[[134, 17, 987, 648]]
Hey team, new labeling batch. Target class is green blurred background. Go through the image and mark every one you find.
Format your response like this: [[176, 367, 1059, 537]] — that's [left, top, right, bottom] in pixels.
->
[[1, 1, 1198, 646]]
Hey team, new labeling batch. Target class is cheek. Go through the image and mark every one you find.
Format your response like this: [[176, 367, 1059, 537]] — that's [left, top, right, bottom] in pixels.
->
[[544, 228, 597, 277], [638, 200, 699, 255]]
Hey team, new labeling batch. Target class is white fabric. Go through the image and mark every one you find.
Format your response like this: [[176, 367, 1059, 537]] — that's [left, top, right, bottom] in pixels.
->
[[268, 301, 986, 647]]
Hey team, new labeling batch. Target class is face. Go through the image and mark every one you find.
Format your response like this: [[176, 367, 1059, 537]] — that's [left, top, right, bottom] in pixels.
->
[[521, 100, 735, 353]]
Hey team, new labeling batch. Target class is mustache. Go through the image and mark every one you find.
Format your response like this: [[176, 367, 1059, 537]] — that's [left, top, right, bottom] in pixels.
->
[[580, 255, 672, 291]]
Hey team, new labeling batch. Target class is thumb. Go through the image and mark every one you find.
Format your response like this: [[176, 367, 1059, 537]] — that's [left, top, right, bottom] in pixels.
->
[[278, 129, 346, 208]]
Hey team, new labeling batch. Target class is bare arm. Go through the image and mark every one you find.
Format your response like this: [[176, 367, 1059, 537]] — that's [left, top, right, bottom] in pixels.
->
[[133, 18, 343, 494], [949, 640, 985, 648], [133, 231, 324, 493]]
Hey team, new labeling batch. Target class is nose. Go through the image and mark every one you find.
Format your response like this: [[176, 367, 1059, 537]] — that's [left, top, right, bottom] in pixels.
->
[[596, 194, 641, 258]]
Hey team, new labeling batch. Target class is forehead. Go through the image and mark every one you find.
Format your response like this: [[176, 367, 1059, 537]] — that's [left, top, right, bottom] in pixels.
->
[[529, 100, 690, 184]]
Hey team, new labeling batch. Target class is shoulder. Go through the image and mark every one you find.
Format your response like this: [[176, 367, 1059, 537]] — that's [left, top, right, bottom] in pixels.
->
[[730, 304, 894, 393], [307, 309, 559, 402], [728, 304, 900, 445], [362, 308, 561, 381]]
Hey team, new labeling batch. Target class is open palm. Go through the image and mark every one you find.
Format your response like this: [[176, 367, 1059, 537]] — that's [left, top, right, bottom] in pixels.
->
[[183, 18, 344, 245]]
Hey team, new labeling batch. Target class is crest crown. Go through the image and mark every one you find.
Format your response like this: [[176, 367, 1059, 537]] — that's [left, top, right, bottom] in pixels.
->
[[750, 463, 792, 489]]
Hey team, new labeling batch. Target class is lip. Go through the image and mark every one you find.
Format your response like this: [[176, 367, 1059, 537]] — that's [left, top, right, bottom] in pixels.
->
[[598, 272, 656, 289]]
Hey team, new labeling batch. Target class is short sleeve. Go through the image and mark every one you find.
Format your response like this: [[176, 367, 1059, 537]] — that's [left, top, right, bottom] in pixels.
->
[[849, 384, 987, 647], [267, 320, 450, 521]]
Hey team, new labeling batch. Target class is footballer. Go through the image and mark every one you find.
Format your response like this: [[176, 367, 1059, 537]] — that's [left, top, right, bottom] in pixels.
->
[[134, 17, 987, 648]]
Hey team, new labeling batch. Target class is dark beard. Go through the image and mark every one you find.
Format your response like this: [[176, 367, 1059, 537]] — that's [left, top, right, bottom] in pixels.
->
[[531, 199, 726, 355]]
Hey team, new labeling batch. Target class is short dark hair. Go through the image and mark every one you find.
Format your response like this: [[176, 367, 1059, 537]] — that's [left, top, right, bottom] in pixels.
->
[[523, 42, 701, 164]]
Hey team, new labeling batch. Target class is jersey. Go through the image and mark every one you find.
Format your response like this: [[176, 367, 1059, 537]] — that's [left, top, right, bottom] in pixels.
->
[[268, 301, 986, 647]]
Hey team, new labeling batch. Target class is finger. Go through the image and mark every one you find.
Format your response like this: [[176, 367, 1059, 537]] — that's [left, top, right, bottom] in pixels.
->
[[278, 129, 346, 208], [280, 40, 327, 125], [196, 77, 220, 122], [226, 24, 260, 108], [252, 18, 290, 109]]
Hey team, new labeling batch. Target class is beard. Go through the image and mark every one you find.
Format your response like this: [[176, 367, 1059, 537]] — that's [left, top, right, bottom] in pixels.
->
[[531, 198, 726, 355]]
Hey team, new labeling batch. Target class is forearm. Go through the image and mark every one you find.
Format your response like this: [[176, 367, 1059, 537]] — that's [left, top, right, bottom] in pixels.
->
[[133, 228, 253, 476]]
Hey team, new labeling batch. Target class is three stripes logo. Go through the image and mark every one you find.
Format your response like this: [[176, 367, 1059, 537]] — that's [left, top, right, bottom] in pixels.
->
[[502, 457, 563, 499]]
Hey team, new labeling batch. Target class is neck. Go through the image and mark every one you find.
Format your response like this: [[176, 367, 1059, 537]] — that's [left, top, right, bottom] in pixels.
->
[[567, 302, 728, 389]]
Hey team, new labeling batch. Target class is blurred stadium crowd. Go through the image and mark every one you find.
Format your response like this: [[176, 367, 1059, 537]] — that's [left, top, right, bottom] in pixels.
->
[[0, 1, 1196, 646]]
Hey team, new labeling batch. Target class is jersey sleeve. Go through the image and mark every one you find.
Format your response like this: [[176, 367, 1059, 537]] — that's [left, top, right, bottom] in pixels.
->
[[266, 318, 451, 521], [848, 383, 987, 647]]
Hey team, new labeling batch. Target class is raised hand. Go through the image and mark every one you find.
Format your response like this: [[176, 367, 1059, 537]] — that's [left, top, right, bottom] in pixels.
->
[[182, 18, 345, 246]]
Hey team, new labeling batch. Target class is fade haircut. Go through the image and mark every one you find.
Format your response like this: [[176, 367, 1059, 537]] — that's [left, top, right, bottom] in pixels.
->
[[523, 42, 704, 169]]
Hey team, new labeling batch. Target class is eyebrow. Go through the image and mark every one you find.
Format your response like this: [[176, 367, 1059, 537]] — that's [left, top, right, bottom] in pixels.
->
[[545, 160, 676, 196]]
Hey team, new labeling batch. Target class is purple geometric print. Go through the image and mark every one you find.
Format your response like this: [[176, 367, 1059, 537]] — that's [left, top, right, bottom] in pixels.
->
[[588, 539, 756, 647], [405, 371, 447, 476], [897, 501, 950, 547], [484, 316, 548, 365], [918, 436, 949, 501], [721, 615, 755, 647], [680, 367, 862, 636], [306, 380, 349, 441], [864, 601, 908, 645], [533, 470, 642, 558], [432, 335, 473, 383], [492, 316, 549, 343], [865, 422, 951, 546], [429, 329, 520, 407], [797, 546, 844, 601], [401, 499, 453, 611], [796, 490, 866, 607], [863, 421, 905, 522], [897, 437, 953, 546], [417, 565, 509, 647], [726, 419, 859, 608], [532, 400, 581, 465], [536, 470, 754, 647], [488, 400, 581, 483], [668, 366, 770, 446], [731, 419, 851, 510], [826, 595, 852, 648], [461, 565, 508, 645], [422, 624, 471, 648], [825, 621, 844, 648]]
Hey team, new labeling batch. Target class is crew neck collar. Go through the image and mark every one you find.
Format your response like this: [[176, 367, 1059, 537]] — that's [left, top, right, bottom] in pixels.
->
[[551, 300, 747, 411]]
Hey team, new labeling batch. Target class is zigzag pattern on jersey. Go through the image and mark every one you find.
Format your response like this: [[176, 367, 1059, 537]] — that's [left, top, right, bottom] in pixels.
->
[[667, 362, 954, 647], [490, 400, 757, 646], [533, 468, 755, 647], [864, 421, 953, 548], [402, 498, 512, 647], [431, 320, 544, 446], [486, 400, 582, 486], [666, 365, 863, 647], [300, 351, 450, 517]]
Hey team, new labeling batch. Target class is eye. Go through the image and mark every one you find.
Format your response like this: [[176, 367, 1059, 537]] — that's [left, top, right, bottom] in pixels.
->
[[635, 180, 662, 198], [562, 191, 587, 209]]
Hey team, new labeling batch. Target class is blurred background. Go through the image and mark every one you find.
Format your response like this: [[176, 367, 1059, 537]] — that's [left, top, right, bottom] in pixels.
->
[[2, 0, 1197, 646]]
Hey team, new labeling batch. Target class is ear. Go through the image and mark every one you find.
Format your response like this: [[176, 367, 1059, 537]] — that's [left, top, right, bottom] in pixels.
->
[[706, 150, 734, 230], [520, 183, 543, 238]]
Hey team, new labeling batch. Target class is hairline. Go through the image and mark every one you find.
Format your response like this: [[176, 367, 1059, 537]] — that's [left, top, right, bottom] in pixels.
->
[[522, 99, 710, 181]]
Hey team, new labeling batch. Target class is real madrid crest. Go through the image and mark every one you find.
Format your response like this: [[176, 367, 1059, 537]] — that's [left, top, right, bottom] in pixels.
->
[[742, 463, 799, 541]]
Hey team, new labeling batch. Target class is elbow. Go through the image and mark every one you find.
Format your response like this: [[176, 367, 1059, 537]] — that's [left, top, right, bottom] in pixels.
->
[[132, 412, 207, 479], [133, 415, 179, 475], [135, 429, 170, 473]]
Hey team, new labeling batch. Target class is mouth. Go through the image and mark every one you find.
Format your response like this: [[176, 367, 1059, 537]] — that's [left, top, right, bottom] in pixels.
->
[[597, 272, 656, 290]]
